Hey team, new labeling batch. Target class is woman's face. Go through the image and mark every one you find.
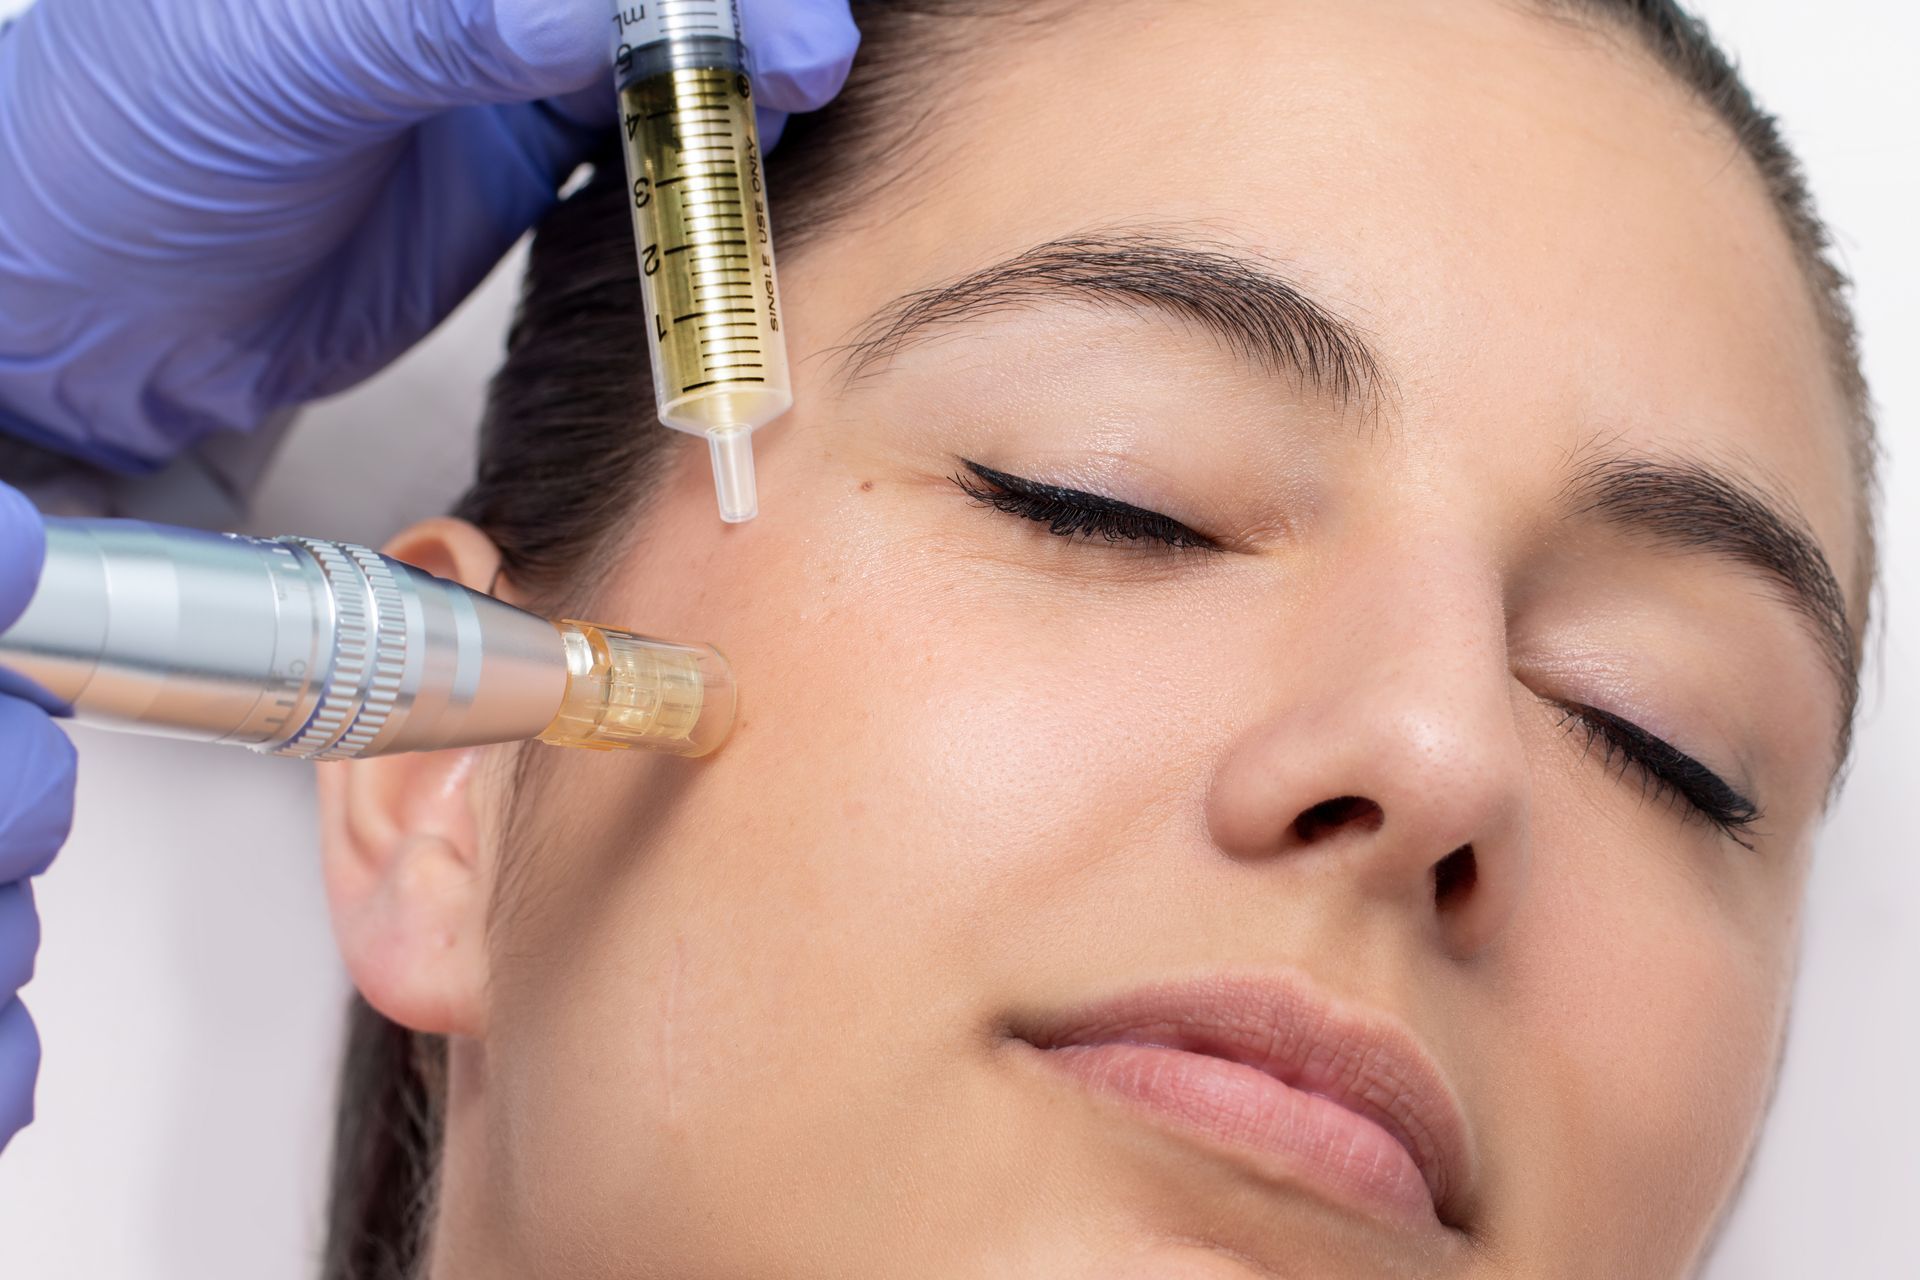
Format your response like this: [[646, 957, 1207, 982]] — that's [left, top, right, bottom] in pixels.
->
[[329, 1, 1864, 1275]]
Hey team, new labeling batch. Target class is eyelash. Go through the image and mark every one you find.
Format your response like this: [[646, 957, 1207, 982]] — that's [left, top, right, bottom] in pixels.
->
[[952, 461, 1219, 550], [1556, 703, 1762, 848]]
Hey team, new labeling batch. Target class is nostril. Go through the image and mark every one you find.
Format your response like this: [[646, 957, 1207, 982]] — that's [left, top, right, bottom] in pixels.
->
[[1291, 795, 1386, 844], [1432, 846, 1477, 908]]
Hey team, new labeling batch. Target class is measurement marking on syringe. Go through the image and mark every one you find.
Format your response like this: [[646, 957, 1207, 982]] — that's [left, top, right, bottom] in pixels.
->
[[682, 379, 768, 392], [674, 309, 755, 324], [657, 179, 740, 193], [666, 240, 749, 255]]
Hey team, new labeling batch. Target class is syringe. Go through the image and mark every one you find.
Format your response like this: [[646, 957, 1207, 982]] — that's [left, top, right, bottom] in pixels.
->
[[611, 1, 792, 523], [0, 519, 735, 760]]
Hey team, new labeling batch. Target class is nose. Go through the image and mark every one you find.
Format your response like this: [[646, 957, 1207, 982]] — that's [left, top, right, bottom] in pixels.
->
[[1205, 566, 1531, 959]]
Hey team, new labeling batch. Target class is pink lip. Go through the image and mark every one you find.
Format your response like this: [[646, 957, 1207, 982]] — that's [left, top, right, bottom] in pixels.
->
[[1014, 974, 1471, 1231]]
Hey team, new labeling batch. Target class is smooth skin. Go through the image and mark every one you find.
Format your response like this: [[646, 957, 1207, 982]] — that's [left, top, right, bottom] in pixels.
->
[[320, 1, 1863, 1275]]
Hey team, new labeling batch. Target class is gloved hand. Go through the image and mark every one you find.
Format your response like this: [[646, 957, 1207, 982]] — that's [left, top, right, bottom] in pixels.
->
[[0, 482, 77, 1152], [0, 0, 859, 473]]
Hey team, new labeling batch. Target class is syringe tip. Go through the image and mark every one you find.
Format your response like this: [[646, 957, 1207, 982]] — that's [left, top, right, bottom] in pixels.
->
[[707, 428, 759, 523]]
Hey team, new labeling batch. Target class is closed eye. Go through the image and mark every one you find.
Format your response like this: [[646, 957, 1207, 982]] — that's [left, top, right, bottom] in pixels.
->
[[1555, 702, 1762, 849], [952, 460, 1220, 551]]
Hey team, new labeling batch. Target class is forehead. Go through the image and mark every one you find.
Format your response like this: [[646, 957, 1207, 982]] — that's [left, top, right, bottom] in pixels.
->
[[802, 0, 1860, 592]]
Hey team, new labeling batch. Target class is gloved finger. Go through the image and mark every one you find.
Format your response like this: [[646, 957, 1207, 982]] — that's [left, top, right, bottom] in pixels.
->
[[0, 699, 76, 885], [0, 882, 35, 998], [276, 0, 610, 123], [743, 0, 861, 114], [0, 483, 47, 631], [544, 80, 620, 132], [0, 996, 40, 1151], [757, 105, 791, 152], [259, 98, 606, 403]]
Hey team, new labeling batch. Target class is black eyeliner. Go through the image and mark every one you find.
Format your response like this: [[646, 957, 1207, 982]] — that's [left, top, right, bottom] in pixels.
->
[[1559, 703, 1762, 846], [952, 460, 1219, 550]]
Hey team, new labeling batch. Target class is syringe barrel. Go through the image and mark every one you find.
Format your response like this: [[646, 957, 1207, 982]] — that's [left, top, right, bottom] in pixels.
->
[[0, 520, 569, 758], [612, 0, 792, 522]]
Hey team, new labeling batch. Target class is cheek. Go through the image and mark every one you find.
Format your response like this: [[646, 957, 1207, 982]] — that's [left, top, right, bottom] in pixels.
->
[[474, 476, 1226, 1258], [1485, 801, 1799, 1264]]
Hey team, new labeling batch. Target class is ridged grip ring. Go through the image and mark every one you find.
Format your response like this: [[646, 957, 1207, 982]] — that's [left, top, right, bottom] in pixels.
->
[[274, 538, 408, 760]]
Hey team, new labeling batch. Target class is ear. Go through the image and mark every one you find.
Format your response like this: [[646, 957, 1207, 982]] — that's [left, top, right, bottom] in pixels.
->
[[315, 518, 516, 1038]]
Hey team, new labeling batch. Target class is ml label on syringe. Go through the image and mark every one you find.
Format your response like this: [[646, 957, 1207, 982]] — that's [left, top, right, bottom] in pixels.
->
[[612, 1, 744, 78]]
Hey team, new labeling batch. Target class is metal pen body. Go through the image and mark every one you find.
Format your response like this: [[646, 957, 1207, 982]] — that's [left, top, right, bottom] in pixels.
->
[[0, 519, 567, 759]]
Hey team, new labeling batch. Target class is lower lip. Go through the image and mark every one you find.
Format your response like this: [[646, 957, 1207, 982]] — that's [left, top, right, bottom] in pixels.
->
[[1032, 1041, 1437, 1228]]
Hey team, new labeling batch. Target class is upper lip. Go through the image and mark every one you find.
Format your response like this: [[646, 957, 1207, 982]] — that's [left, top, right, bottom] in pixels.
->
[[1013, 973, 1472, 1224]]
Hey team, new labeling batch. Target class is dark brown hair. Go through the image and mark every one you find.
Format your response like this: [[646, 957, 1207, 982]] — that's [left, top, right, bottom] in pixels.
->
[[320, 4, 1874, 1275]]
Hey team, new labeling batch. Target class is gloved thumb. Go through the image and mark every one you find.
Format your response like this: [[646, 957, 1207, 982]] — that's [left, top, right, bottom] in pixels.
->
[[746, 0, 861, 114]]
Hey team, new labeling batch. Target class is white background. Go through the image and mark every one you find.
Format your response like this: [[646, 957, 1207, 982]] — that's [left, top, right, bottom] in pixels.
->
[[0, 1, 1914, 1275]]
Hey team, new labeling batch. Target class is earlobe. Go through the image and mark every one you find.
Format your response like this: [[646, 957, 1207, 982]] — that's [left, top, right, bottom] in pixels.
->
[[314, 517, 518, 1040]]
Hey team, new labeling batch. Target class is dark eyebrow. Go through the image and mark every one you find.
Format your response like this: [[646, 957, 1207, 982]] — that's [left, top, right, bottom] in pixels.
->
[[1565, 452, 1859, 746], [832, 232, 1388, 410]]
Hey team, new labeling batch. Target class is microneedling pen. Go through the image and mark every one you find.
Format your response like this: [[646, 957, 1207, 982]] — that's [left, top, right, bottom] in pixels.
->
[[611, 0, 792, 523], [0, 519, 735, 760]]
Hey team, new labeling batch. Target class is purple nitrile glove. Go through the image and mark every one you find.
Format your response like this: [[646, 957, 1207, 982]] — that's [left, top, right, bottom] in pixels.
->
[[0, 482, 77, 1152], [0, 0, 859, 474]]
